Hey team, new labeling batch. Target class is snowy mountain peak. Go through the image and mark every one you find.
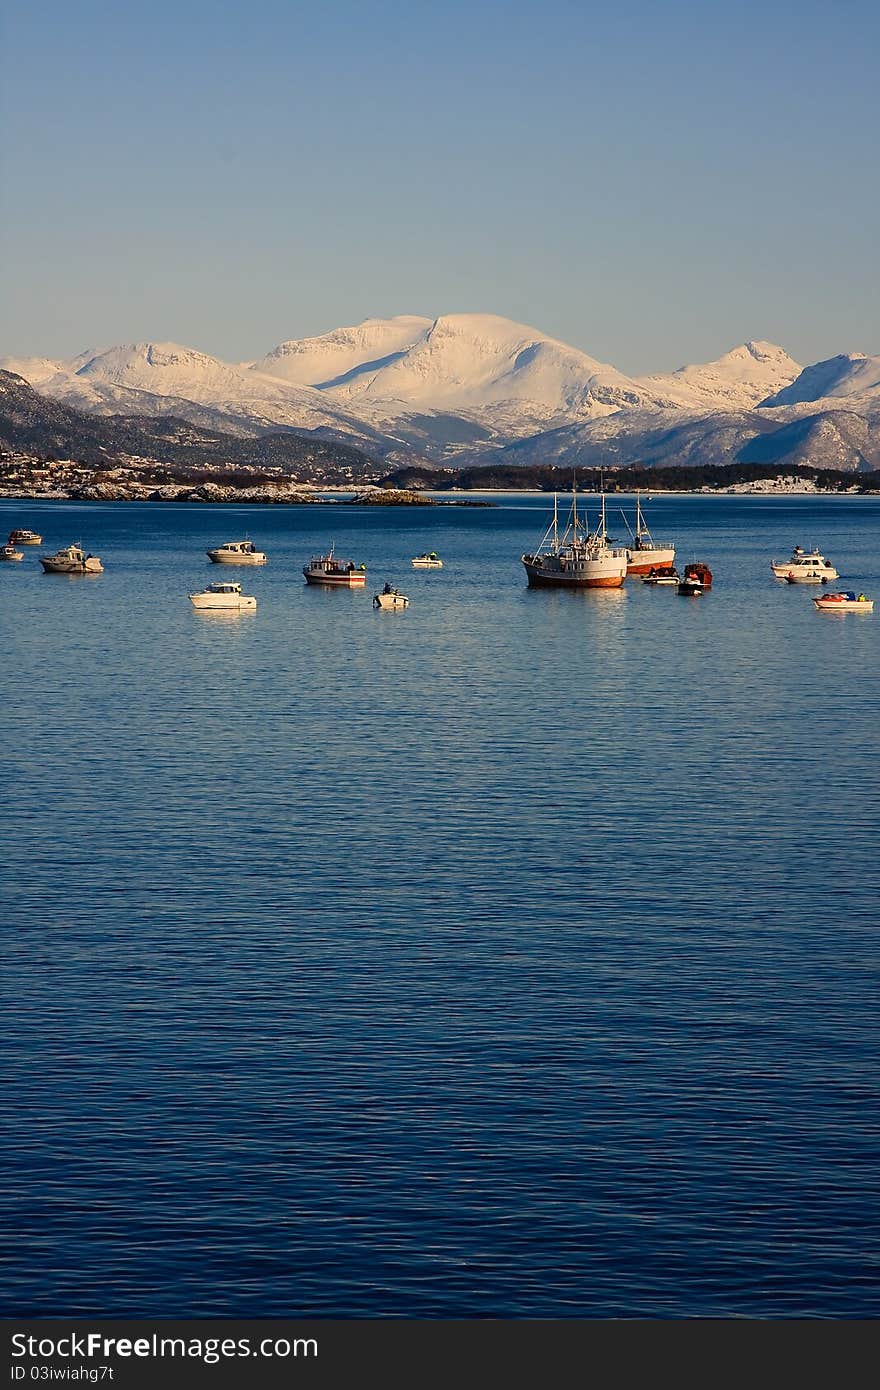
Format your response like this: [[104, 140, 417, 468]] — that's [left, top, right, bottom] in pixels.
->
[[638, 341, 801, 410], [74, 342, 233, 384], [304, 311, 666, 424]]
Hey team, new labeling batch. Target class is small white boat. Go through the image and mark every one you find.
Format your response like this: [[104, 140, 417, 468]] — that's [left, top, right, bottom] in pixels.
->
[[411, 552, 443, 569], [1, 543, 24, 562], [772, 547, 838, 582], [207, 540, 267, 565], [189, 581, 257, 610], [303, 546, 366, 586], [373, 584, 410, 610], [812, 591, 873, 613], [40, 543, 103, 574], [8, 529, 42, 545], [642, 566, 679, 585]]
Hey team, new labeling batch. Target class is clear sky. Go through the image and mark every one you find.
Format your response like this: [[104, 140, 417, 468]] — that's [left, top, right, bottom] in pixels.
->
[[2, 0, 877, 373]]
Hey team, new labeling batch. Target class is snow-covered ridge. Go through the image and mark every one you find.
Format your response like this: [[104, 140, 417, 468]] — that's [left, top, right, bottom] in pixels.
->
[[638, 340, 801, 410], [761, 352, 880, 406], [250, 316, 433, 387], [290, 312, 672, 422]]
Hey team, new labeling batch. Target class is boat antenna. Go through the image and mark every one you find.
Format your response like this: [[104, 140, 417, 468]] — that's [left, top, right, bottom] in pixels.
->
[[553, 491, 558, 550]]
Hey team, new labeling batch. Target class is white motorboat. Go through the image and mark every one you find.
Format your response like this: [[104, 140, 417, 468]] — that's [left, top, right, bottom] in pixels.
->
[[622, 494, 675, 575], [189, 581, 257, 610], [522, 489, 628, 588], [1, 543, 24, 562], [411, 552, 443, 569], [812, 591, 873, 613], [40, 543, 103, 574], [771, 547, 838, 582], [207, 540, 267, 565], [642, 566, 679, 585], [303, 546, 366, 586], [8, 528, 42, 545], [373, 584, 410, 610]]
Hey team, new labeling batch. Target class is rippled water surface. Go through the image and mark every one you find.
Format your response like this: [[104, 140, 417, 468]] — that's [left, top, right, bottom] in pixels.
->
[[2, 493, 879, 1316]]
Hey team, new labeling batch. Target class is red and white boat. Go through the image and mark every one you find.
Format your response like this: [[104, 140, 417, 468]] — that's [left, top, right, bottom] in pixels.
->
[[303, 546, 366, 587], [812, 591, 873, 613], [623, 494, 675, 575]]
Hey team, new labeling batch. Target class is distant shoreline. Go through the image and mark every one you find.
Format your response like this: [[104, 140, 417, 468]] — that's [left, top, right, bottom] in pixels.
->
[[1, 484, 876, 505]]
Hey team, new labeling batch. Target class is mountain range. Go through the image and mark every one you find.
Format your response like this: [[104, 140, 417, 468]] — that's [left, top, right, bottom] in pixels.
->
[[3, 314, 879, 473]]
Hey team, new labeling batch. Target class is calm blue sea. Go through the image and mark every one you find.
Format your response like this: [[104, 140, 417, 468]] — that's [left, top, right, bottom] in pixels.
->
[[2, 492, 879, 1318]]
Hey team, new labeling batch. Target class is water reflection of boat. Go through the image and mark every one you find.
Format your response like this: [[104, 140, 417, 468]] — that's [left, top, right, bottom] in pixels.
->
[[522, 490, 628, 588]]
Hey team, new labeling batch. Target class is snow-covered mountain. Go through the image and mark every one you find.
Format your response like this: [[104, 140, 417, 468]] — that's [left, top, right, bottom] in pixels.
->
[[638, 340, 801, 411], [2, 316, 877, 473], [298, 313, 670, 423], [0, 342, 387, 450], [760, 352, 880, 407]]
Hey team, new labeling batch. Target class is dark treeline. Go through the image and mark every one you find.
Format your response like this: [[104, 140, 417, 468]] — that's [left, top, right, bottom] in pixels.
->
[[379, 461, 880, 493]]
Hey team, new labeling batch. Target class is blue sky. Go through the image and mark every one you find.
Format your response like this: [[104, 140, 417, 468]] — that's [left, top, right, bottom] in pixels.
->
[[2, 0, 877, 373]]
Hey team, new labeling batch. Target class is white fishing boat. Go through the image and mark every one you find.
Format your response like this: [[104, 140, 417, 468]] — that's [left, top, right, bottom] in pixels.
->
[[521, 490, 628, 588], [1, 543, 24, 562], [622, 494, 675, 575], [189, 581, 257, 610], [303, 546, 366, 586], [812, 591, 873, 613], [373, 583, 410, 610], [411, 552, 443, 569], [40, 543, 103, 574], [207, 540, 267, 565], [8, 528, 42, 545], [771, 547, 838, 582]]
